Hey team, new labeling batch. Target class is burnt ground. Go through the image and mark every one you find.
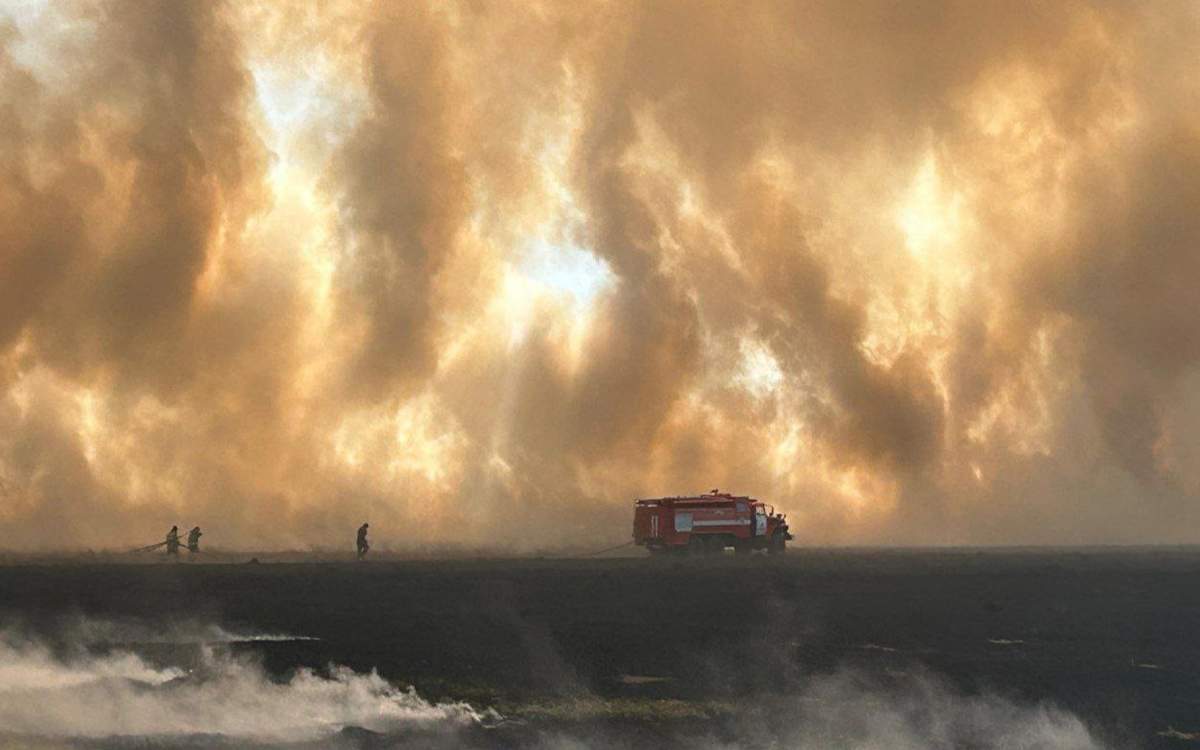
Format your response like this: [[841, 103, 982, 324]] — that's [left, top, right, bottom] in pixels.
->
[[2, 549, 1200, 747]]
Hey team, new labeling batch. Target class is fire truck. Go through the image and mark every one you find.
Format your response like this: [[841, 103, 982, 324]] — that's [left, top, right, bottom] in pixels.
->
[[632, 489, 792, 555]]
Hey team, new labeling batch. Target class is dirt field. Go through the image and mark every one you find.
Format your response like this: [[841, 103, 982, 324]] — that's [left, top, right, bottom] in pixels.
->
[[2, 549, 1199, 748]]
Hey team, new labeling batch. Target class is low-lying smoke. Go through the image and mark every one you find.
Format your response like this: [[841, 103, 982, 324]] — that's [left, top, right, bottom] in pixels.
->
[[0, 622, 1107, 749], [0, 629, 487, 744], [761, 668, 1103, 750]]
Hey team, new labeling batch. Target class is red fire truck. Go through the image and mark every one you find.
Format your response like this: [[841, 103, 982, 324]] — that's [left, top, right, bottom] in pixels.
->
[[632, 489, 792, 555]]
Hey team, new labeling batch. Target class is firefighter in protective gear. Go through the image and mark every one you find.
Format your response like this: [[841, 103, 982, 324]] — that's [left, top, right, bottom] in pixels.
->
[[356, 523, 370, 560], [187, 526, 202, 553], [165, 526, 180, 556]]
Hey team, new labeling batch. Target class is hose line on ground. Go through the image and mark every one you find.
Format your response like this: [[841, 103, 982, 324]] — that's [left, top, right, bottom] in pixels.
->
[[572, 541, 635, 558]]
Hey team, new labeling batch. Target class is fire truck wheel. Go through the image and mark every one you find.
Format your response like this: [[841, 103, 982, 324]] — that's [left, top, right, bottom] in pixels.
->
[[687, 536, 705, 555], [734, 542, 751, 555], [704, 535, 724, 555]]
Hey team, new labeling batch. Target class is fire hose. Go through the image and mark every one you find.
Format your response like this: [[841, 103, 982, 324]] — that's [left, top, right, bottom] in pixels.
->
[[572, 541, 635, 557], [128, 540, 202, 553], [128, 541, 168, 553]]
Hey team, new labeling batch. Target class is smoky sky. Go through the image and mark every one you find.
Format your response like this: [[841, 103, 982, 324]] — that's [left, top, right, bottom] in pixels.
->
[[1, 0, 1199, 550]]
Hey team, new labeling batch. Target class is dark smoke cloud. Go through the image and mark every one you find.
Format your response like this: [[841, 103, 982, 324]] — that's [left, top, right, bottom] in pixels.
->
[[0, 0, 1198, 549]]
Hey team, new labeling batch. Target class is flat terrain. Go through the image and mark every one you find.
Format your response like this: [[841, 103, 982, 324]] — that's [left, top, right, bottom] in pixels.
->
[[2, 549, 1200, 747]]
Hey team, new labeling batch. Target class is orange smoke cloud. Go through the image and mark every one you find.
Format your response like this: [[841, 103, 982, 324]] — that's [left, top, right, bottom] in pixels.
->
[[1, 0, 1199, 550]]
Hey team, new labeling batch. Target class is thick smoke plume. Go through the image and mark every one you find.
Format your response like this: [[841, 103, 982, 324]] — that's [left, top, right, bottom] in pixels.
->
[[1, 0, 1199, 549]]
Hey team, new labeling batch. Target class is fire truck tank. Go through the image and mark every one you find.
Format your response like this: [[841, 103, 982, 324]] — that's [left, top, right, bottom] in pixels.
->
[[632, 489, 792, 556]]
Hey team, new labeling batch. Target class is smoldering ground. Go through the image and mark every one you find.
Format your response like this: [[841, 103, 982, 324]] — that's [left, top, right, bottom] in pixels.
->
[[2, 0, 1200, 551], [0, 616, 1104, 749], [7, 552, 1191, 747], [0, 621, 491, 747]]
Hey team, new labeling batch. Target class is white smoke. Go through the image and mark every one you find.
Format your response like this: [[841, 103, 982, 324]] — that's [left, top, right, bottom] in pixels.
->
[[33, 615, 319, 647], [0, 622, 1108, 749], [529, 670, 1106, 750], [767, 668, 1104, 750], [0, 631, 487, 744]]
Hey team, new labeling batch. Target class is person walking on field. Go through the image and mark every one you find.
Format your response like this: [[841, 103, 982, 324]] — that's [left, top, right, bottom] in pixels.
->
[[165, 526, 180, 557], [187, 526, 202, 554], [356, 523, 370, 560]]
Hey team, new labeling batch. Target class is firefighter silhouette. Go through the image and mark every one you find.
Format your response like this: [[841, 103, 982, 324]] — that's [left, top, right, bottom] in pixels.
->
[[187, 526, 202, 554], [356, 523, 370, 560], [165, 526, 180, 557]]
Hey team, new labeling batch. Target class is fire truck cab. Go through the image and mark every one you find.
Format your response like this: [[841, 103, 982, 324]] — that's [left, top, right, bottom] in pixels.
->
[[632, 489, 792, 555]]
